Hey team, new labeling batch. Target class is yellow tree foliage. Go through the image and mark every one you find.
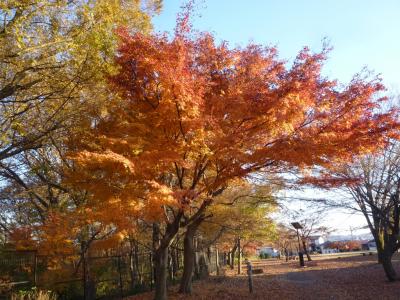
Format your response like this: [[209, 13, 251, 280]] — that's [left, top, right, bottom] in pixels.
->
[[0, 0, 160, 162], [200, 183, 278, 253], [1, 0, 161, 253]]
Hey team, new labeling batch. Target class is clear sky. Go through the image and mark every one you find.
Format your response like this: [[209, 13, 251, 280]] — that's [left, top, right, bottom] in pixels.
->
[[153, 0, 400, 90], [153, 1, 400, 236]]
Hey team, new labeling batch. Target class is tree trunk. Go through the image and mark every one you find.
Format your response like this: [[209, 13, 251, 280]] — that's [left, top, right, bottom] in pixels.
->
[[194, 242, 200, 279], [237, 237, 241, 274], [179, 218, 203, 294], [198, 251, 210, 279], [376, 237, 384, 264], [302, 240, 312, 261], [230, 241, 238, 270], [171, 247, 178, 279], [215, 247, 220, 275], [129, 238, 141, 289], [134, 241, 142, 284], [381, 250, 397, 281], [153, 211, 183, 300], [154, 247, 169, 300], [230, 249, 235, 269], [81, 242, 95, 300], [177, 247, 182, 270], [168, 253, 174, 282], [129, 246, 136, 289], [377, 248, 385, 264]]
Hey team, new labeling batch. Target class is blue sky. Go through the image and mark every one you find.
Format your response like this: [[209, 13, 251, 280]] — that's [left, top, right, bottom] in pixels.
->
[[154, 0, 400, 91], [153, 1, 400, 235]]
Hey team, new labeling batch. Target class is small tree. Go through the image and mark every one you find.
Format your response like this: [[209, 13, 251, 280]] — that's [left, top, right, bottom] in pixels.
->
[[198, 183, 277, 277], [275, 225, 298, 261], [288, 208, 332, 261]]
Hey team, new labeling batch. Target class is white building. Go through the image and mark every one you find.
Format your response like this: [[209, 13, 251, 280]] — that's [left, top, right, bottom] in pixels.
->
[[309, 235, 325, 252]]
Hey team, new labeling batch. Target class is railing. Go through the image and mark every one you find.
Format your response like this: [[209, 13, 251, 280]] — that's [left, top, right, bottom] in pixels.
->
[[0, 246, 226, 299]]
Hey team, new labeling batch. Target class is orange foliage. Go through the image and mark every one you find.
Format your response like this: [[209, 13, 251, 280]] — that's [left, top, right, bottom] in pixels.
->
[[326, 240, 362, 251], [9, 227, 35, 250], [65, 12, 398, 238]]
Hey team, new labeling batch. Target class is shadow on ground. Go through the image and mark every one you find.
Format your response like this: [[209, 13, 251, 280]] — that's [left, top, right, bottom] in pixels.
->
[[127, 254, 400, 300]]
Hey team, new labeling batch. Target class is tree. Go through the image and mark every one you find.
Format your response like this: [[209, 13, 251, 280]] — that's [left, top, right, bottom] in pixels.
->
[[325, 240, 361, 252], [288, 208, 332, 261], [275, 225, 298, 261], [0, 0, 160, 244], [0, 2, 160, 298], [308, 141, 400, 281], [191, 182, 277, 287], [0, 0, 159, 166], [67, 8, 398, 299], [346, 240, 362, 251]]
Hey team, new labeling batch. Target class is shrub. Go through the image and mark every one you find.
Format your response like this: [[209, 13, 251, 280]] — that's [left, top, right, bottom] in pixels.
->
[[11, 287, 57, 300], [259, 253, 271, 259], [0, 277, 12, 295]]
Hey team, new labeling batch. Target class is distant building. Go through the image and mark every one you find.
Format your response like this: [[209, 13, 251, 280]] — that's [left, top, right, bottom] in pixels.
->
[[321, 248, 339, 254], [309, 235, 325, 252], [362, 240, 377, 251], [257, 246, 280, 257]]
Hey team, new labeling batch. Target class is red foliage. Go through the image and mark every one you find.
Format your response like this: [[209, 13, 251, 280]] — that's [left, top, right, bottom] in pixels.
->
[[66, 12, 399, 242]]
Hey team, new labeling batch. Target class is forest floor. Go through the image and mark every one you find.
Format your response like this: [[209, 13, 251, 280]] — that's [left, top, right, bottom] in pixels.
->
[[127, 253, 400, 300]]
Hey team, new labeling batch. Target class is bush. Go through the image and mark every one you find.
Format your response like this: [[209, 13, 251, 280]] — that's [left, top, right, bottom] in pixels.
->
[[11, 287, 57, 300], [0, 277, 12, 295], [259, 253, 271, 259]]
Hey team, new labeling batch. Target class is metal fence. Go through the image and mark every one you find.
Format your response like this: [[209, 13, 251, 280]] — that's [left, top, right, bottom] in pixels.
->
[[0, 246, 226, 299]]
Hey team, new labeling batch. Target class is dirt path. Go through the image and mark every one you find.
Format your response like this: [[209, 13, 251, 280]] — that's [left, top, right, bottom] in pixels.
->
[[127, 254, 400, 300]]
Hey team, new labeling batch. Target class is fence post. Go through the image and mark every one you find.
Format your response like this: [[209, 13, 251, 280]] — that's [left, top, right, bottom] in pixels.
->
[[215, 247, 220, 275], [117, 255, 123, 298], [245, 259, 253, 293]]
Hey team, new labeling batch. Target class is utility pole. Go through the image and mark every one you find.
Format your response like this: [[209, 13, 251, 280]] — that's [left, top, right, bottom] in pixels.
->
[[349, 226, 354, 240]]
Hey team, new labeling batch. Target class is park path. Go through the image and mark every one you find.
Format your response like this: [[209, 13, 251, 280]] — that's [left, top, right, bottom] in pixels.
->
[[127, 254, 400, 300]]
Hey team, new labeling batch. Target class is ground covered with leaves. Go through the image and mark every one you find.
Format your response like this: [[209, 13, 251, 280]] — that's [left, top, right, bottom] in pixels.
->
[[128, 253, 400, 300]]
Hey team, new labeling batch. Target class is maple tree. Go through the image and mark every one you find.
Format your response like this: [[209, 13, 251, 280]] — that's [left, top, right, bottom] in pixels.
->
[[66, 6, 399, 298]]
